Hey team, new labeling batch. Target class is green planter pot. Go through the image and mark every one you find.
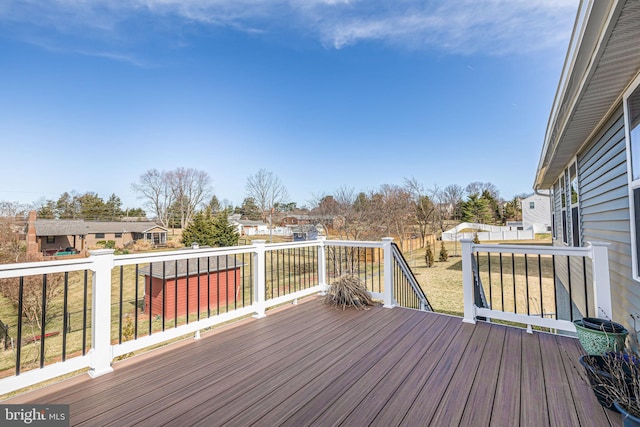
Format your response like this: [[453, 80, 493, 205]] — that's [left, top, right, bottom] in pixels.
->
[[574, 319, 628, 355], [614, 402, 640, 427]]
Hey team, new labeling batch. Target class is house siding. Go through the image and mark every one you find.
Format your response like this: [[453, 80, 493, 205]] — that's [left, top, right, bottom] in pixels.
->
[[552, 107, 637, 326]]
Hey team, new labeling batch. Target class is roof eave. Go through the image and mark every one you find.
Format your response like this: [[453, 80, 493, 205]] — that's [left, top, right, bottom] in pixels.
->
[[535, 0, 620, 190]]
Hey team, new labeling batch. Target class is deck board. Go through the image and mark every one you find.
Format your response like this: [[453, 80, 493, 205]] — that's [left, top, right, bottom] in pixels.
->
[[4, 297, 618, 426], [458, 322, 506, 426], [520, 332, 550, 426], [490, 325, 523, 426]]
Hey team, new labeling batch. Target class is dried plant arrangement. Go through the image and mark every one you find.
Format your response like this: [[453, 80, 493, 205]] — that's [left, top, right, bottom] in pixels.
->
[[323, 275, 376, 310]]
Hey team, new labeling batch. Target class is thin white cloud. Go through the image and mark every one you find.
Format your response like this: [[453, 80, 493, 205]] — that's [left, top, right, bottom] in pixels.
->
[[0, 0, 579, 57]]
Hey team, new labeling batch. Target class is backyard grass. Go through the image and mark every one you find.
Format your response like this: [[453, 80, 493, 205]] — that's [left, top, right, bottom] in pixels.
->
[[406, 236, 554, 318]]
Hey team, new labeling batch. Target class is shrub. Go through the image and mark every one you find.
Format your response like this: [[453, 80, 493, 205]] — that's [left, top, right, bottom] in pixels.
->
[[132, 240, 152, 252], [425, 246, 434, 268], [439, 241, 448, 262], [166, 239, 182, 249]]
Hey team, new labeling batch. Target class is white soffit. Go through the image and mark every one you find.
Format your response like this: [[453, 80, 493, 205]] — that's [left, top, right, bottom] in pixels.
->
[[536, 0, 640, 189]]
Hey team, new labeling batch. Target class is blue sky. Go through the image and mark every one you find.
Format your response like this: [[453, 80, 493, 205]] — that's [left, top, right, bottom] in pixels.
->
[[0, 0, 578, 211]]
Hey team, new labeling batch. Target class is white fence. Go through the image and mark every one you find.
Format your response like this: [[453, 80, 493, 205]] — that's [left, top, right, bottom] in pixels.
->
[[442, 222, 534, 242], [243, 227, 292, 236]]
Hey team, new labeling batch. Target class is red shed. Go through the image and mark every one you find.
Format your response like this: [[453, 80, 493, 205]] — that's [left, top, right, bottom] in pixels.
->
[[140, 255, 244, 319]]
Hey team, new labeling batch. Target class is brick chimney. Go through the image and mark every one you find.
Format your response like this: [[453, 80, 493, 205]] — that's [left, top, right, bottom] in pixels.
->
[[26, 210, 41, 259]]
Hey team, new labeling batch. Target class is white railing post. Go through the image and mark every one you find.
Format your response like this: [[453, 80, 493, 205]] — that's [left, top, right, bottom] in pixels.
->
[[461, 238, 476, 324], [316, 237, 327, 295], [88, 249, 115, 378], [589, 241, 612, 320], [382, 237, 394, 308], [253, 240, 267, 318]]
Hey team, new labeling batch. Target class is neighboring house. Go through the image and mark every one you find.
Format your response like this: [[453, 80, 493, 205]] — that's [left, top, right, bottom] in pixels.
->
[[228, 215, 269, 236], [140, 254, 243, 319], [534, 0, 640, 326], [28, 211, 168, 255], [521, 194, 551, 234]]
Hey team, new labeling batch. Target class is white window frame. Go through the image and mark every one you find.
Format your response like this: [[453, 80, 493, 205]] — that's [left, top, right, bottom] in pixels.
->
[[555, 160, 580, 247], [569, 161, 580, 247], [624, 72, 640, 282]]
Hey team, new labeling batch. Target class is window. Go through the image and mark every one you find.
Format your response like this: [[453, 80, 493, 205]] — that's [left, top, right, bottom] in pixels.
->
[[46, 236, 55, 244], [570, 162, 580, 247], [115, 233, 122, 238], [556, 163, 580, 246], [561, 175, 568, 244], [95, 233, 105, 239], [529, 201, 535, 209], [625, 75, 640, 280]]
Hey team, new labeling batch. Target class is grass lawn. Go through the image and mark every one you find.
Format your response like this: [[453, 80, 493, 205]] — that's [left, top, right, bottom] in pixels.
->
[[405, 236, 554, 317]]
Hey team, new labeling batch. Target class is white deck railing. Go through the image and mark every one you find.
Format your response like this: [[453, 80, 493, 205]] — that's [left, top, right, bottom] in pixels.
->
[[461, 238, 611, 333], [0, 237, 420, 395]]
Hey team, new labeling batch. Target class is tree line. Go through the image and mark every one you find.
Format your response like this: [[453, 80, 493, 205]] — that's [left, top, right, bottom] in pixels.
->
[[0, 166, 531, 256]]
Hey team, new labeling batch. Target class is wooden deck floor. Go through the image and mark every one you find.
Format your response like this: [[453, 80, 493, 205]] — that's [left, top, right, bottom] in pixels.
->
[[6, 297, 619, 426]]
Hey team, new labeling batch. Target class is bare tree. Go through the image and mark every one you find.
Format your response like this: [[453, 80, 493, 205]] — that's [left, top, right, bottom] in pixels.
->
[[465, 181, 500, 200], [0, 201, 28, 218], [131, 169, 174, 228], [166, 167, 212, 229], [376, 184, 414, 247], [404, 178, 435, 247], [245, 169, 289, 224], [442, 184, 464, 221]]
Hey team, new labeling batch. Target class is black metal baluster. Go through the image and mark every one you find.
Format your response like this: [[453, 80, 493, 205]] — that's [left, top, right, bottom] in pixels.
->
[[487, 252, 492, 307], [524, 254, 530, 316], [62, 272, 69, 361], [16, 276, 24, 375], [82, 271, 88, 355], [135, 265, 139, 339], [196, 258, 201, 321], [40, 274, 47, 369], [583, 257, 588, 317], [162, 261, 167, 330], [186, 259, 190, 322], [207, 257, 211, 317], [512, 253, 516, 313], [567, 256, 573, 321], [148, 264, 153, 335], [216, 256, 220, 314], [119, 266, 124, 343], [233, 256, 238, 310], [552, 255, 558, 320], [499, 253, 504, 311], [538, 255, 543, 318]]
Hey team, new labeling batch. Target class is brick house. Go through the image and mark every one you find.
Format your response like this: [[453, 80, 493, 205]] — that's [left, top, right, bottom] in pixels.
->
[[27, 211, 168, 256]]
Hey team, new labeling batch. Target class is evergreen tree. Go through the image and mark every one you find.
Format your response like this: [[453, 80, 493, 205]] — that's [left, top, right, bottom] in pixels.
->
[[211, 212, 239, 247], [461, 194, 491, 224], [439, 241, 448, 262], [181, 209, 216, 247], [425, 245, 434, 268], [105, 193, 123, 219], [208, 195, 222, 213], [240, 197, 262, 220]]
